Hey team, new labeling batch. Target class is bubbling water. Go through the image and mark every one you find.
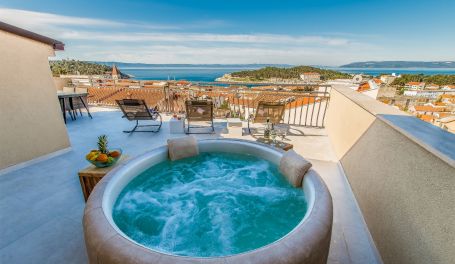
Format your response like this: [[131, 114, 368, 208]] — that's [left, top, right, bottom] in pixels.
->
[[113, 152, 307, 257]]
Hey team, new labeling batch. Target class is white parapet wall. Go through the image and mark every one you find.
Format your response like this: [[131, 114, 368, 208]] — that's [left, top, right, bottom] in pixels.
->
[[325, 85, 455, 264]]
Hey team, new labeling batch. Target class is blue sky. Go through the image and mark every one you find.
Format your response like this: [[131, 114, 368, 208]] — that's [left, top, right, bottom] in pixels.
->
[[1, 0, 454, 65]]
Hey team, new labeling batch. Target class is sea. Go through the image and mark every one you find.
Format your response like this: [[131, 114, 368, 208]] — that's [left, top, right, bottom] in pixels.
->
[[117, 65, 455, 82]]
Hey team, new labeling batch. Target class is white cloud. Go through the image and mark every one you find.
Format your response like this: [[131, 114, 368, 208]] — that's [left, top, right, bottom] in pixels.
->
[[1, 8, 379, 65], [0, 8, 123, 28], [0, 8, 351, 46], [61, 43, 378, 65], [58, 31, 351, 46], [0, 8, 176, 31]]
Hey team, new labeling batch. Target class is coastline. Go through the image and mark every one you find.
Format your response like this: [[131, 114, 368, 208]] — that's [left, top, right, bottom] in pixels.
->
[[119, 66, 455, 82]]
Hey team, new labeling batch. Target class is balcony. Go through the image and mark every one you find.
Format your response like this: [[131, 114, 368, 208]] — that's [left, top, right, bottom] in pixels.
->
[[0, 95, 368, 263], [2, 19, 454, 264], [2, 81, 454, 263]]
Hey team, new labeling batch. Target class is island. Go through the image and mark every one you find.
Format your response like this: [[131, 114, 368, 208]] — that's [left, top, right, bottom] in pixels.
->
[[340, 61, 455, 68], [217, 66, 351, 84]]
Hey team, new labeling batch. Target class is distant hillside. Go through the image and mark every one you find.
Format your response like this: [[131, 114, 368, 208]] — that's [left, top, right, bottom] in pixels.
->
[[92, 61, 292, 69], [50, 60, 112, 76], [391, 74, 455, 86], [340, 61, 455, 68], [50, 60, 129, 78], [230, 66, 351, 80]]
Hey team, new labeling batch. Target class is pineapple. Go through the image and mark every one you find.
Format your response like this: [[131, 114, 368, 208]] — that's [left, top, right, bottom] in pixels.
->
[[97, 135, 109, 154]]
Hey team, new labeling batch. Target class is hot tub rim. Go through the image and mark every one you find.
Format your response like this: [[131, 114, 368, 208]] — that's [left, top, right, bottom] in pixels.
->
[[84, 138, 333, 263]]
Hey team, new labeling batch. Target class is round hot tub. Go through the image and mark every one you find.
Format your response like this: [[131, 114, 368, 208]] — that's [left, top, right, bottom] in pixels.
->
[[83, 139, 333, 264]]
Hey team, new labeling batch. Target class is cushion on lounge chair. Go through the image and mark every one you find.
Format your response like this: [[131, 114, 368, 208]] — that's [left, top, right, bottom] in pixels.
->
[[167, 136, 199, 161], [279, 150, 312, 187], [196, 107, 205, 114]]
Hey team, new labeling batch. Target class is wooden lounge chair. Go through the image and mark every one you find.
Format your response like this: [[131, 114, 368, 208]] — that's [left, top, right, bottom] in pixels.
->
[[248, 101, 286, 134], [185, 100, 214, 134], [116, 99, 162, 133]]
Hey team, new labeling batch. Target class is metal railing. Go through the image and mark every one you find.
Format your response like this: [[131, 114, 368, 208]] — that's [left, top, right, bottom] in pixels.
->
[[179, 85, 331, 127], [86, 81, 331, 128]]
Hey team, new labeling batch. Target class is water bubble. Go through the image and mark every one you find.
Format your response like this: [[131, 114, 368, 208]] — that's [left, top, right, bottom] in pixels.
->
[[113, 152, 307, 257]]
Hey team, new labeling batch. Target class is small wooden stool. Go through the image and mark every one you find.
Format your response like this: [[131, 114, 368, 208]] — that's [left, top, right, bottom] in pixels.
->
[[78, 155, 128, 201]]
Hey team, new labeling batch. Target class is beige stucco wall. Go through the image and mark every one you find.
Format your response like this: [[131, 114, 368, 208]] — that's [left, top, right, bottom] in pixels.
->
[[0, 30, 70, 170], [341, 119, 454, 264], [326, 88, 376, 158], [53, 77, 70, 91], [326, 86, 455, 264]]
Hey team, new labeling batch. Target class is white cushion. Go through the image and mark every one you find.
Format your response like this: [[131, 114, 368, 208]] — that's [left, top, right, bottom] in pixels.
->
[[167, 136, 199, 161], [196, 107, 205, 114], [279, 150, 312, 187]]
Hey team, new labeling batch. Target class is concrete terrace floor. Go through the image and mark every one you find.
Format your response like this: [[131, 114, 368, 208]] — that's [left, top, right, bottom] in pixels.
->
[[0, 108, 381, 264]]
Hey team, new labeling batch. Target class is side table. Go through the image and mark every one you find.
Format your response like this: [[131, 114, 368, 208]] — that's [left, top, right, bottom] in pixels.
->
[[169, 118, 185, 134], [227, 118, 242, 127], [78, 155, 128, 201]]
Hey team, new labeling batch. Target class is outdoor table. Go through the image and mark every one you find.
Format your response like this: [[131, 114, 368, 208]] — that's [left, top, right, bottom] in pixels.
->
[[227, 118, 242, 127], [57, 91, 92, 123]]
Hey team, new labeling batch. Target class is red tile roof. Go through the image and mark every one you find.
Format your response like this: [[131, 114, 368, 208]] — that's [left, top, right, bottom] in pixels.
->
[[357, 82, 370, 92], [414, 105, 446, 112], [419, 114, 434, 122], [112, 65, 119, 76], [303, 72, 320, 75], [406, 82, 425, 86], [438, 113, 452, 119]]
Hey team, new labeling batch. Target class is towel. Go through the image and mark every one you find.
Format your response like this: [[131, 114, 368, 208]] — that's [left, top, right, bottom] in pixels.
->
[[167, 136, 199, 161], [279, 150, 312, 187]]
